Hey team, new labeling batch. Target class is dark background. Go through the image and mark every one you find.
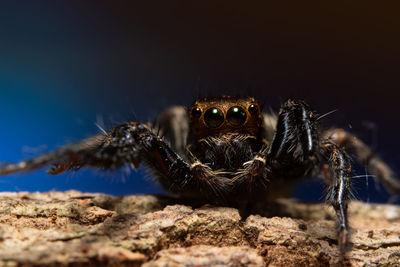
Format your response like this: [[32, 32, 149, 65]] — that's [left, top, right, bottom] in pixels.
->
[[0, 1, 399, 203]]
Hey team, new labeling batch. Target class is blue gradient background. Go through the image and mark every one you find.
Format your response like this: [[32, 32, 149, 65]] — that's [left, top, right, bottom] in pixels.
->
[[0, 2, 399, 203]]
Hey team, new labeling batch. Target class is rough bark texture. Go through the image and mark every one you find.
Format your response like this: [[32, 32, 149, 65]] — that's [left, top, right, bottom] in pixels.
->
[[0, 191, 399, 266]]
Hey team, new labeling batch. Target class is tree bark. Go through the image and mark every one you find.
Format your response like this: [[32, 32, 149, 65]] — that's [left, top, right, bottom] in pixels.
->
[[0, 191, 399, 266]]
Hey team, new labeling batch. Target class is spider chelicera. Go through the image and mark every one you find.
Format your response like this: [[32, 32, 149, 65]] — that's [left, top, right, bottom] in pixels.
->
[[1, 96, 399, 250]]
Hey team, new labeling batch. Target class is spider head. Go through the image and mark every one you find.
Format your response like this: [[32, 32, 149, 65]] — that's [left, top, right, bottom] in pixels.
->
[[189, 96, 263, 140]]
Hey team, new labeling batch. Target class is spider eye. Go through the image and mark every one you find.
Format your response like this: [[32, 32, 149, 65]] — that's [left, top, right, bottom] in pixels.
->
[[248, 103, 259, 114], [227, 106, 247, 126], [191, 107, 202, 118], [204, 108, 224, 128]]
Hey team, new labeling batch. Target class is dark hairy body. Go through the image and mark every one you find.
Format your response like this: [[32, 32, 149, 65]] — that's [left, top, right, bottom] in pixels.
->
[[1, 96, 399, 251]]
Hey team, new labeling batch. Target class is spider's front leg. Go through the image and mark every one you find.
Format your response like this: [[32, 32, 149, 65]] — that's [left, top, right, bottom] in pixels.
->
[[116, 123, 231, 198], [267, 99, 352, 251], [267, 99, 319, 176], [233, 100, 319, 193], [0, 122, 230, 200], [0, 123, 143, 175]]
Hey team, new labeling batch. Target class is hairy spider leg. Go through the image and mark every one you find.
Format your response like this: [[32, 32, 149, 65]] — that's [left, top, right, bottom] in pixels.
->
[[267, 99, 319, 176], [266, 99, 352, 251], [322, 142, 352, 251], [0, 135, 106, 175], [324, 128, 400, 194], [0, 122, 232, 201], [121, 124, 232, 201], [231, 100, 318, 199]]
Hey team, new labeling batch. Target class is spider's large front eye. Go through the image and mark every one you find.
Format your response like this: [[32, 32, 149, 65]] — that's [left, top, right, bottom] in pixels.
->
[[204, 107, 224, 128], [227, 106, 246, 126]]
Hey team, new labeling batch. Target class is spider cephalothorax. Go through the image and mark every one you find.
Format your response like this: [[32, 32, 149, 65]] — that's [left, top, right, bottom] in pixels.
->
[[188, 96, 263, 140], [187, 96, 264, 176], [1, 96, 399, 251]]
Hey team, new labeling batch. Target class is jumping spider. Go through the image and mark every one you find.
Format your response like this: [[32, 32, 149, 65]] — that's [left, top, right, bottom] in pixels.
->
[[1, 96, 399, 251]]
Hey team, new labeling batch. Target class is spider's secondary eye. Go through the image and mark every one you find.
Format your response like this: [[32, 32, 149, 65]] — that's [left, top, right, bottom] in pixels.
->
[[204, 108, 224, 128], [248, 104, 259, 114], [227, 106, 246, 126], [191, 107, 202, 118]]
